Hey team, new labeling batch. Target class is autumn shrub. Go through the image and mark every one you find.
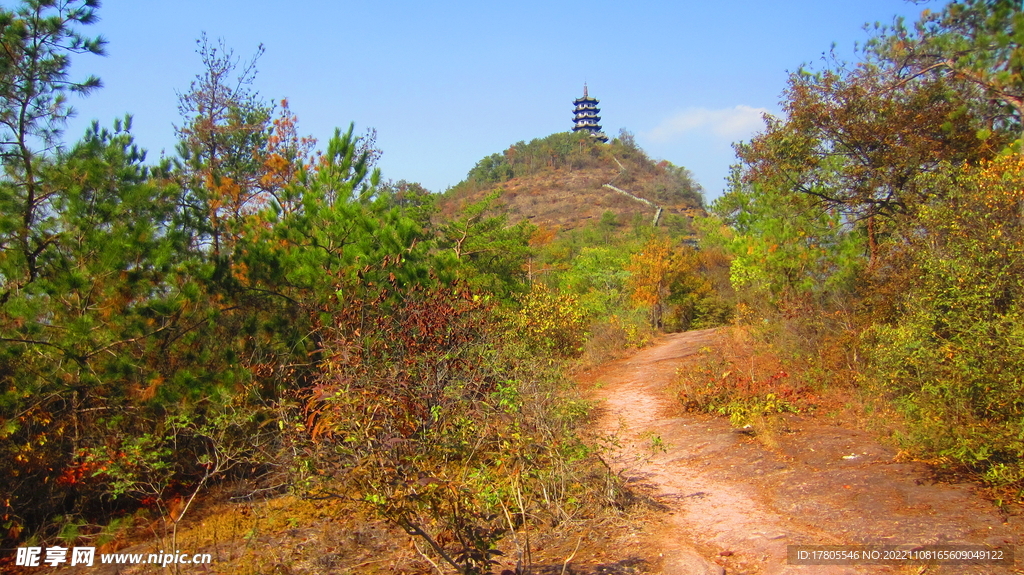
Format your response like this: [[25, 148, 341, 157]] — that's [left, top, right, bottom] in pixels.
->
[[867, 157, 1024, 484], [675, 328, 817, 431], [580, 312, 655, 367], [580, 318, 629, 367], [503, 285, 590, 357], [297, 283, 498, 572], [698, 168, 869, 405], [294, 275, 618, 574]]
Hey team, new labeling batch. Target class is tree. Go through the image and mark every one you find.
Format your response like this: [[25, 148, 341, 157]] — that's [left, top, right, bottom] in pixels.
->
[[871, 0, 1024, 144], [377, 179, 436, 228], [437, 191, 534, 299], [259, 98, 317, 211], [0, 0, 105, 297], [175, 33, 272, 255], [625, 236, 711, 329], [742, 64, 990, 223], [556, 244, 630, 318], [0, 119, 198, 545], [615, 128, 638, 150], [870, 155, 1024, 481], [867, 0, 1024, 226], [711, 172, 863, 314]]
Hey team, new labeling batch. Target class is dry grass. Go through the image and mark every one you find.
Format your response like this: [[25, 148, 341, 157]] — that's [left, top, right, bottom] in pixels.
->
[[42, 490, 420, 575], [667, 322, 921, 461], [437, 165, 695, 234], [41, 483, 666, 575], [672, 324, 868, 449]]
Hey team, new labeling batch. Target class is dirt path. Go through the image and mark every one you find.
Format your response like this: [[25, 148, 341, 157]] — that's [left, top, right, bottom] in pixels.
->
[[587, 329, 1021, 575]]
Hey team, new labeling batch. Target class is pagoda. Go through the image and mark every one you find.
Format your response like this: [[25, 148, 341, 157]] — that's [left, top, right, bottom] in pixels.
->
[[572, 84, 609, 143]]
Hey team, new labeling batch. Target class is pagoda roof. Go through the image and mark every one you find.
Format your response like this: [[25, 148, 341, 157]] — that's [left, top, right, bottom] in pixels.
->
[[573, 85, 606, 142]]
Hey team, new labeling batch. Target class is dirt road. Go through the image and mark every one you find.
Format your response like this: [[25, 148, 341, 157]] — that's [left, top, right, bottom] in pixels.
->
[[588, 329, 1021, 575]]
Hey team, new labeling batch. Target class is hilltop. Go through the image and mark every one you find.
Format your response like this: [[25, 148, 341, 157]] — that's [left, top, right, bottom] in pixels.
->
[[437, 131, 705, 233]]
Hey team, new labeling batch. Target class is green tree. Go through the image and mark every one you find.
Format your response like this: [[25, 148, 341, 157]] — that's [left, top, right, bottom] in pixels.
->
[[378, 179, 436, 228], [0, 119, 197, 544], [557, 244, 630, 318], [712, 172, 863, 311], [0, 0, 105, 297], [438, 191, 534, 299]]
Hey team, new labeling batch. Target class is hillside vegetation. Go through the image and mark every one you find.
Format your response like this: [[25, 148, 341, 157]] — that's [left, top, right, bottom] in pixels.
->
[[438, 131, 704, 233]]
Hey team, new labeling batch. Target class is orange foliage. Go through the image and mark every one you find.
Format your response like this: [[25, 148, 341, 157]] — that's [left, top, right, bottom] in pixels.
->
[[260, 99, 316, 194], [626, 237, 675, 310], [528, 224, 557, 248]]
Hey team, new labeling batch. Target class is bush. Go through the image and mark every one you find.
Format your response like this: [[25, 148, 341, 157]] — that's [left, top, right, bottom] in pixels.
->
[[295, 278, 616, 573], [868, 157, 1024, 482], [504, 285, 590, 357], [674, 328, 817, 447]]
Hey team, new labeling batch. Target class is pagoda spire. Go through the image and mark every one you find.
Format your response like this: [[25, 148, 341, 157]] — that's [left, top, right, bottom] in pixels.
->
[[572, 83, 608, 143]]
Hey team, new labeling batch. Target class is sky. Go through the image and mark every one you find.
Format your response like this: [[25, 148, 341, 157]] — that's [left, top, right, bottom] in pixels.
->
[[37, 0, 937, 201]]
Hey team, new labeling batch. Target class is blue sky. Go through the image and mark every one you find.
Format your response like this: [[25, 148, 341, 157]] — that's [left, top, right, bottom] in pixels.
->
[[43, 0, 935, 200]]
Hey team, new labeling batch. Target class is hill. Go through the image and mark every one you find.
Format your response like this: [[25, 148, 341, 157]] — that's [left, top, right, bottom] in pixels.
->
[[438, 132, 706, 233]]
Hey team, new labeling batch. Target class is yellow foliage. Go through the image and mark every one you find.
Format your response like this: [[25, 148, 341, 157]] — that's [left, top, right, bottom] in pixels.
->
[[507, 284, 589, 357], [626, 237, 674, 309], [625, 237, 709, 328]]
